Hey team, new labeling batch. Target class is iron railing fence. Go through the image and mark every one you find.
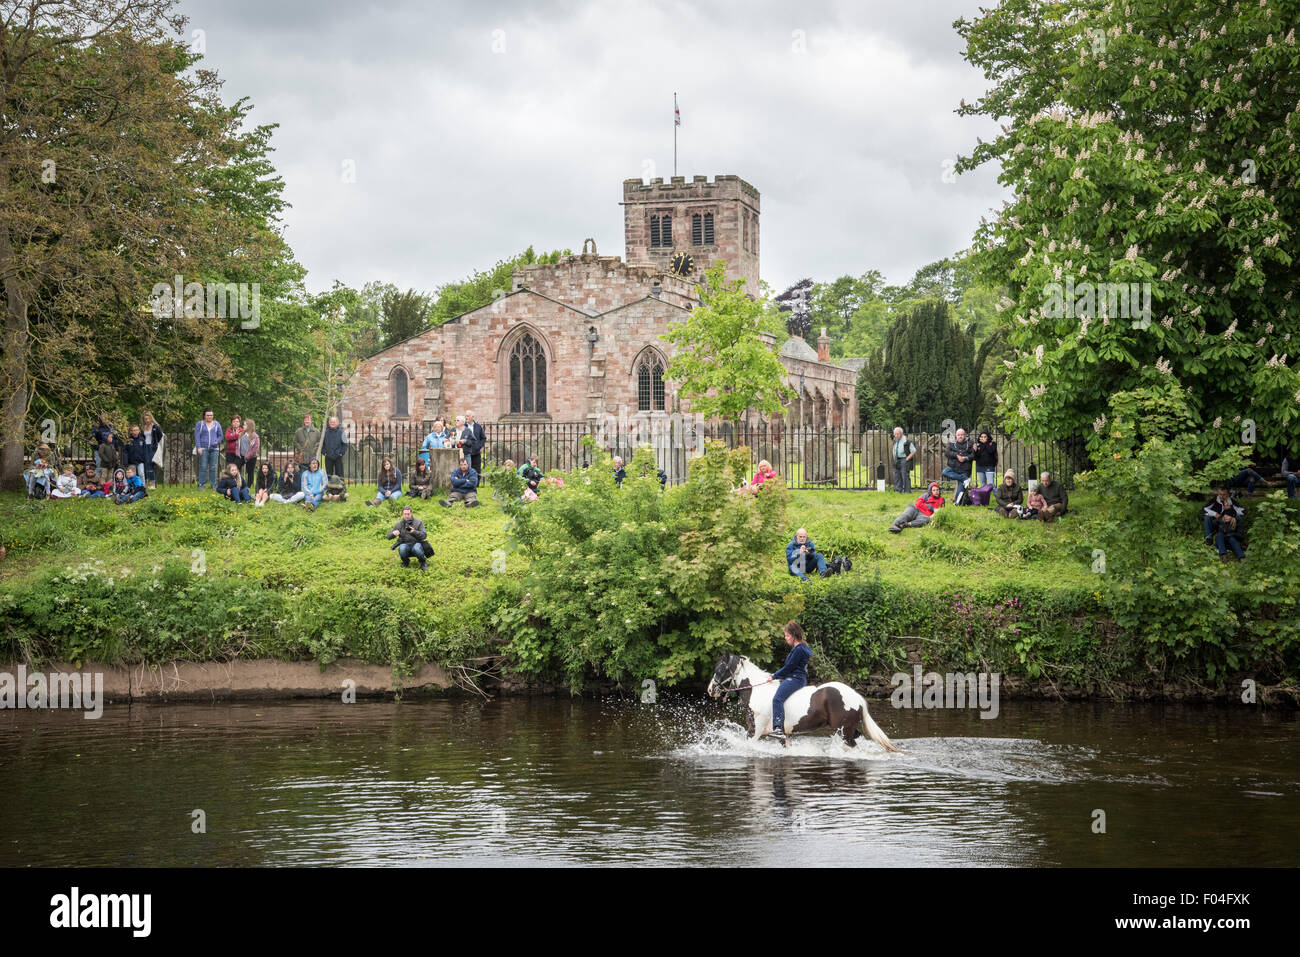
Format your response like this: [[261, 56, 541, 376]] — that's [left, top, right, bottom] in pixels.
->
[[45, 421, 1089, 491]]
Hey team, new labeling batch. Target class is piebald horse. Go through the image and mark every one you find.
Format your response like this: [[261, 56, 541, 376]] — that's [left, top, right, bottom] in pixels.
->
[[707, 653, 902, 752]]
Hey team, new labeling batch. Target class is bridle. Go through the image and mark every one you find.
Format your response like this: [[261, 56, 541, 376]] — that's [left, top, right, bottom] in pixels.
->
[[712, 656, 770, 697]]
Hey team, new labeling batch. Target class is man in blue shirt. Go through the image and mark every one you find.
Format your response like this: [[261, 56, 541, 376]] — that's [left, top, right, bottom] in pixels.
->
[[786, 528, 828, 580], [440, 457, 480, 508]]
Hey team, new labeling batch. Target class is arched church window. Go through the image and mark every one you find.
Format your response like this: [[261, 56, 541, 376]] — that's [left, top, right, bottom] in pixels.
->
[[392, 368, 408, 417], [509, 333, 547, 414], [637, 352, 665, 412]]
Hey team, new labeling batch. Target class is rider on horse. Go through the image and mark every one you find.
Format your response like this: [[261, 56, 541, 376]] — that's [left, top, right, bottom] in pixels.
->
[[768, 622, 811, 740]]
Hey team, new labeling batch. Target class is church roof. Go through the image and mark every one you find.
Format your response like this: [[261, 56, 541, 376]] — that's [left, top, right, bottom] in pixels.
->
[[777, 336, 820, 362]]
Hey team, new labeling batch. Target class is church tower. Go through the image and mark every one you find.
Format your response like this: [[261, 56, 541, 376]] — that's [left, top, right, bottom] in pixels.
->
[[622, 175, 760, 293]]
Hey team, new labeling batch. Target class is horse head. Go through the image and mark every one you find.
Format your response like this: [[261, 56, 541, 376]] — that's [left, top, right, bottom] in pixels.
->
[[708, 653, 754, 698]]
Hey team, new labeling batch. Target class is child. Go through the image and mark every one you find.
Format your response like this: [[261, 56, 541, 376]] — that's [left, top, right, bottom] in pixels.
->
[[1022, 484, 1045, 520], [51, 466, 80, 498], [98, 432, 120, 482], [107, 468, 130, 503], [124, 466, 147, 503], [81, 467, 105, 498]]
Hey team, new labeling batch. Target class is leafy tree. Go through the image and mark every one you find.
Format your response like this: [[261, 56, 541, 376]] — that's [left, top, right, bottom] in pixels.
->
[[956, 0, 1300, 462], [663, 264, 796, 426], [1, 0, 296, 485], [429, 246, 570, 325], [863, 299, 984, 428], [379, 287, 433, 348]]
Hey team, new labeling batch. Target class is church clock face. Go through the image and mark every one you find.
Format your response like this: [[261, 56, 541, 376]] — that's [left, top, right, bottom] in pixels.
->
[[669, 252, 695, 277]]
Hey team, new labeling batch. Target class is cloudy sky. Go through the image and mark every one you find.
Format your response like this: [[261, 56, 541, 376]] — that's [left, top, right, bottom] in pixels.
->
[[178, 0, 1007, 297]]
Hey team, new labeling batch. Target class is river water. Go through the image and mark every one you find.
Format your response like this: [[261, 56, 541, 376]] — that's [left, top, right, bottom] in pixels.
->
[[1, 697, 1295, 866]]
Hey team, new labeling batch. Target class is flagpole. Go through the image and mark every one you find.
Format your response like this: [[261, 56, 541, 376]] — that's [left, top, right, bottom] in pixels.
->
[[673, 92, 678, 177]]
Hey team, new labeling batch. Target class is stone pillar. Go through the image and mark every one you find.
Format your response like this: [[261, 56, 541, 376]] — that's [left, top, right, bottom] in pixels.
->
[[817, 327, 830, 363]]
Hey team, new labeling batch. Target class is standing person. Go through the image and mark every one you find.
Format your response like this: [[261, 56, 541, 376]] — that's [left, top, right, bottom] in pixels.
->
[[942, 428, 974, 503], [239, 418, 261, 488], [367, 457, 403, 506], [140, 411, 163, 488], [321, 416, 348, 478], [294, 414, 321, 469], [90, 414, 111, 469], [993, 469, 1024, 518], [387, 505, 433, 571], [224, 414, 245, 469], [420, 419, 448, 465], [891, 427, 917, 494], [97, 430, 120, 482], [253, 461, 277, 506], [270, 461, 304, 504], [766, 622, 812, 742], [612, 456, 627, 487], [1283, 451, 1299, 500], [440, 457, 479, 507], [461, 410, 486, 475], [125, 424, 150, 480], [194, 409, 223, 490], [450, 415, 466, 455], [888, 481, 945, 533], [216, 463, 252, 503], [973, 431, 999, 490], [300, 458, 326, 511]]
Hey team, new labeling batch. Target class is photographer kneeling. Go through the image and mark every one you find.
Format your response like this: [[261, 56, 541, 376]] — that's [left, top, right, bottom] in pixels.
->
[[388, 505, 433, 571]]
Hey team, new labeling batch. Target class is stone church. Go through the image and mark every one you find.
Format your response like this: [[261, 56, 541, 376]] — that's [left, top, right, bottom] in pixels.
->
[[340, 174, 858, 433]]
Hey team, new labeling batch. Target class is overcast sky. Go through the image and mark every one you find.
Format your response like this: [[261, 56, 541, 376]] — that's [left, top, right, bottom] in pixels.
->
[[178, 0, 1007, 297]]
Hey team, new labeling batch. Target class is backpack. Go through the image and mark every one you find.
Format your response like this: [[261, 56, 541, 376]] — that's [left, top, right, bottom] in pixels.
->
[[968, 483, 994, 506]]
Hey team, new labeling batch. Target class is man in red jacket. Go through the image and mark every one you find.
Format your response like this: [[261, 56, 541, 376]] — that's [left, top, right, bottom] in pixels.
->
[[889, 481, 945, 533]]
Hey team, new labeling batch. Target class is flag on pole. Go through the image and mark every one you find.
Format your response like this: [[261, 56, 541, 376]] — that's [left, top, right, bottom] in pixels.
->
[[674, 94, 680, 127]]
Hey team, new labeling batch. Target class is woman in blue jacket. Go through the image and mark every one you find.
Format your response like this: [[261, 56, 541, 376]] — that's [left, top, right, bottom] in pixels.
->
[[300, 458, 326, 510], [767, 621, 811, 741]]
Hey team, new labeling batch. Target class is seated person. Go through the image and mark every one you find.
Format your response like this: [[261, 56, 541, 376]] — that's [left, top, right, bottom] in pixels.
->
[[408, 459, 434, 499], [1037, 471, 1068, 522], [387, 505, 433, 571], [1228, 459, 1273, 495], [993, 469, 1023, 518], [270, 461, 304, 504], [1203, 487, 1246, 560], [252, 462, 278, 506], [300, 459, 326, 510], [367, 458, 402, 506], [612, 456, 626, 487], [125, 466, 147, 502], [785, 528, 828, 580], [889, 482, 945, 532], [519, 456, 544, 495], [323, 472, 348, 503], [24, 458, 56, 499], [51, 466, 80, 498], [752, 459, 778, 489], [1281, 452, 1297, 500], [80, 467, 105, 498], [216, 463, 252, 503], [1022, 484, 1045, 519], [440, 457, 480, 508], [941, 429, 974, 502]]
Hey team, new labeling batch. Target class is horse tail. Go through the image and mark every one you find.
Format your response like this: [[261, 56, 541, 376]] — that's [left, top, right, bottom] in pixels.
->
[[861, 704, 902, 753]]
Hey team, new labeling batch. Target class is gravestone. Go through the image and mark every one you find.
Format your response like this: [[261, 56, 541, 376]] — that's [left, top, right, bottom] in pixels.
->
[[803, 433, 835, 483]]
